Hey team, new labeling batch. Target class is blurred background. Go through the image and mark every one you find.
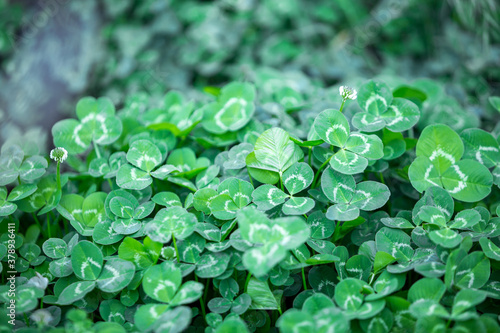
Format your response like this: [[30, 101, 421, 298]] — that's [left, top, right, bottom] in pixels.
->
[[0, 0, 499, 152]]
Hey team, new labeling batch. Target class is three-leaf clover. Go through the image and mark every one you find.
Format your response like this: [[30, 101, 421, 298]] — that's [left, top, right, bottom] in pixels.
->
[[313, 109, 384, 174], [143, 90, 203, 137], [277, 293, 349, 333], [460, 128, 500, 188], [207, 177, 254, 220], [56, 241, 135, 305], [0, 184, 37, 216], [207, 277, 251, 315], [251, 162, 315, 215], [116, 139, 172, 190], [201, 82, 256, 134], [105, 189, 155, 235], [144, 207, 198, 244], [143, 261, 203, 305], [321, 167, 390, 221], [236, 206, 310, 277], [352, 80, 420, 132], [57, 192, 107, 236], [409, 124, 493, 202], [52, 97, 123, 154], [0, 145, 47, 186], [89, 152, 127, 179], [417, 205, 481, 248]]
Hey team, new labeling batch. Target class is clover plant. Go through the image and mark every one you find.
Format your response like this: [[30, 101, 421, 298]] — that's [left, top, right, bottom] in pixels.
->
[[1, 77, 500, 333]]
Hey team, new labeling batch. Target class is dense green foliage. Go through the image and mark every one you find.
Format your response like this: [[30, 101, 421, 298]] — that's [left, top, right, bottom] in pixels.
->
[[1, 78, 500, 332], [1, 0, 500, 332]]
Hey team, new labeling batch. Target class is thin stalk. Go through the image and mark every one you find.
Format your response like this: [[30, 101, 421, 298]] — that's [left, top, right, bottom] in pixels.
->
[[244, 272, 252, 292], [339, 99, 346, 113], [56, 162, 61, 193], [279, 173, 284, 192], [32, 213, 44, 237], [172, 234, 180, 263], [247, 168, 254, 187], [203, 279, 210, 305], [194, 275, 207, 322], [308, 147, 312, 167], [378, 172, 385, 184], [221, 221, 237, 242], [93, 141, 102, 159], [301, 267, 308, 290], [368, 273, 375, 285], [311, 155, 333, 189], [47, 212, 51, 238]]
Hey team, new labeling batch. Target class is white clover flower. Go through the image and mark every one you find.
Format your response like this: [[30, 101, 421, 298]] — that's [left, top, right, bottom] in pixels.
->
[[30, 309, 53, 326], [339, 86, 357, 100], [25, 272, 49, 290], [50, 147, 68, 163]]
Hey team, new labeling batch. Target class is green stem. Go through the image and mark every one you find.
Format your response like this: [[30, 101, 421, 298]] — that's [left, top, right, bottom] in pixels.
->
[[221, 221, 237, 242], [278, 308, 283, 315], [56, 161, 61, 193], [311, 155, 333, 189], [172, 234, 180, 263], [93, 141, 102, 159], [302, 267, 308, 290], [308, 147, 312, 167], [339, 99, 346, 113], [368, 273, 375, 285], [247, 168, 254, 187], [32, 213, 44, 237], [47, 213, 51, 238], [279, 173, 284, 192], [195, 275, 207, 322], [378, 172, 385, 184], [203, 279, 210, 304], [244, 272, 252, 292]]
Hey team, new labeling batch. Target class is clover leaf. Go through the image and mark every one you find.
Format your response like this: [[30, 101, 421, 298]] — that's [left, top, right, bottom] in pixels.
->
[[0, 144, 47, 186], [0, 184, 37, 216], [144, 90, 203, 137], [313, 109, 384, 174], [207, 177, 253, 220], [52, 97, 123, 154], [461, 128, 500, 188], [251, 162, 315, 215], [201, 82, 256, 134], [57, 192, 107, 236], [143, 261, 203, 305], [116, 139, 166, 190], [144, 206, 198, 244], [89, 152, 127, 179], [321, 167, 390, 221], [352, 80, 420, 132], [236, 206, 310, 277], [246, 127, 304, 184], [409, 124, 493, 202]]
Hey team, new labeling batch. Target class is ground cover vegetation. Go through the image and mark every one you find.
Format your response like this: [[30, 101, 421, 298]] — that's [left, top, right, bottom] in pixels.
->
[[1, 0, 500, 332]]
